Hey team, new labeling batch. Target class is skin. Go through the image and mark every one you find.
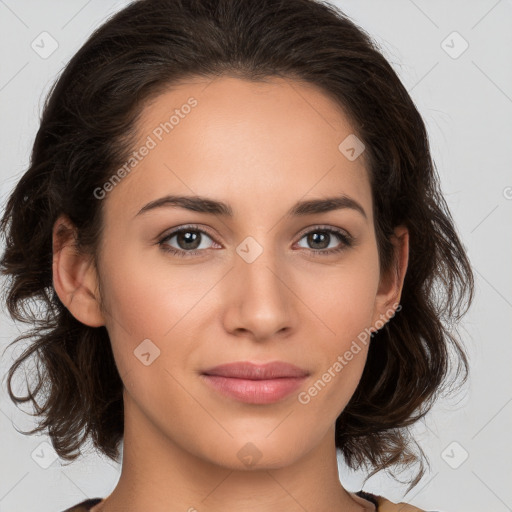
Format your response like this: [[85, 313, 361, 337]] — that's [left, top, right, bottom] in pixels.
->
[[52, 76, 409, 512]]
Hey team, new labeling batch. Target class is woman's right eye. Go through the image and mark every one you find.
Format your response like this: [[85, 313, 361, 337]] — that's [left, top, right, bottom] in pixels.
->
[[158, 225, 219, 258]]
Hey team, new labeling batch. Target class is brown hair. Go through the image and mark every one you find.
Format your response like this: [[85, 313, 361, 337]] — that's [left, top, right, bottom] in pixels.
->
[[0, 0, 474, 492]]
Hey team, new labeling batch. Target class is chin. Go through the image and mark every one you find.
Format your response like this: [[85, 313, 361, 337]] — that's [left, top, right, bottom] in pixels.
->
[[192, 433, 305, 471]]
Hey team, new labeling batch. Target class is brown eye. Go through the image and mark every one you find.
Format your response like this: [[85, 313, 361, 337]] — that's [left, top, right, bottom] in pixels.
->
[[296, 227, 353, 255], [159, 225, 218, 257]]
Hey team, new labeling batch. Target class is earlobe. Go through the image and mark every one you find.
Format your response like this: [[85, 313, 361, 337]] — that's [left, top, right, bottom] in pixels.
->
[[372, 225, 409, 329], [52, 214, 105, 327]]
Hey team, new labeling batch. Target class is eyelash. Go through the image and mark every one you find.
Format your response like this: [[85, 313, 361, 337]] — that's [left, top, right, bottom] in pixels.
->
[[158, 224, 354, 258]]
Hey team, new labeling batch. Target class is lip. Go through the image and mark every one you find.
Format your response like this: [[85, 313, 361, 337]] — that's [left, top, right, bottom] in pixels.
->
[[201, 361, 309, 404]]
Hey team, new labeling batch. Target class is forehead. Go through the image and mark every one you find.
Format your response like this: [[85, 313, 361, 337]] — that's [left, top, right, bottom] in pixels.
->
[[106, 76, 373, 222]]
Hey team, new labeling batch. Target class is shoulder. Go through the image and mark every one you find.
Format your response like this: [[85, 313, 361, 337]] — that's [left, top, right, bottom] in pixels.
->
[[61, 498, 103, 511]]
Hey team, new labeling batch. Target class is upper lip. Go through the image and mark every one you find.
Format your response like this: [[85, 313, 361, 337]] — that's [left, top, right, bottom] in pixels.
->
[[201, 361, 309, 380]]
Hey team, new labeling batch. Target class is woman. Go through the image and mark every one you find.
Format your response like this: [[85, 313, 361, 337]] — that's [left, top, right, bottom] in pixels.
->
[[0, 0, 474, 510]]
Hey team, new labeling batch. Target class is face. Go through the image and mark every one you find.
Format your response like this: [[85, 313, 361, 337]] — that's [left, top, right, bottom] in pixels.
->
[[82, 76, 403, 470]]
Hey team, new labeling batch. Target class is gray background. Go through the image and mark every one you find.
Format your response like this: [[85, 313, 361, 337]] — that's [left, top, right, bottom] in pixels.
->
[[0, 1, 511, 511]]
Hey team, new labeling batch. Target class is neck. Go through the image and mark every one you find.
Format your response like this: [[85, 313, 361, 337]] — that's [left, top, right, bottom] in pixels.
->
[[96, 391, 370, 512]]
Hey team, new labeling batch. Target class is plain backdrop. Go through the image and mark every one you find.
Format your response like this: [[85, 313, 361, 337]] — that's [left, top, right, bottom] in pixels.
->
[[0, 1, 511, 511]]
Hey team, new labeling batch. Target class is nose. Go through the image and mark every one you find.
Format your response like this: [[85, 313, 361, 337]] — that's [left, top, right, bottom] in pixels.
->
[[221, 243, 297, 342]]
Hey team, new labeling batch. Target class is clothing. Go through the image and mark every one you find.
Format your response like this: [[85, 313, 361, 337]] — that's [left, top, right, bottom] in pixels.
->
[[62, 491, 440, 511], [355, 490, 440, 511], [62, 498, 102, 511]]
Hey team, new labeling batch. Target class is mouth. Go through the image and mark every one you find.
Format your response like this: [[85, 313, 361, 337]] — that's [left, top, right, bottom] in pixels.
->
[[200, 361, 309, 405]]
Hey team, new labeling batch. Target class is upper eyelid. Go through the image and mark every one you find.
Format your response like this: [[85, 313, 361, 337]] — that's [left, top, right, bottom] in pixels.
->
[[160, 224, 217, 243], [295, 224, 351, 238]]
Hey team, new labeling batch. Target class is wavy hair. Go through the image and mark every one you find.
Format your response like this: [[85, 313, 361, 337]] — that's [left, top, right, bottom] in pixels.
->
[[0, 0, 474, 492]]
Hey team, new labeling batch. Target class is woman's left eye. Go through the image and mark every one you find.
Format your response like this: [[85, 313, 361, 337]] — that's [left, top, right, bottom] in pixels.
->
[[158, 225, 353, 258], [295, 227, 353, 256]]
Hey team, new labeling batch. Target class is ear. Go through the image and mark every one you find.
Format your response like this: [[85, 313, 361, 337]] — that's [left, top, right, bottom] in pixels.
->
[[52, 214, 105, 327], [371, 225, 409, 331]]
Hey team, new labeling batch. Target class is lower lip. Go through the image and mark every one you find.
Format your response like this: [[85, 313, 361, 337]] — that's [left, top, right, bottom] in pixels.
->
[[200, 375, 307, 404]]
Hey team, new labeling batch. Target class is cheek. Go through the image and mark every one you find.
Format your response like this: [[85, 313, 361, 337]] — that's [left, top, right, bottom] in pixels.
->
[[100, 246, 212, 339], [302, 260, 379, 342], [297, 262, 378, 406]]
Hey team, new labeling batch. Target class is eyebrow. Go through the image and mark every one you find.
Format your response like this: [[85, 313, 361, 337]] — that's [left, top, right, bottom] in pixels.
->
[[135, 194, 367, 220]]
